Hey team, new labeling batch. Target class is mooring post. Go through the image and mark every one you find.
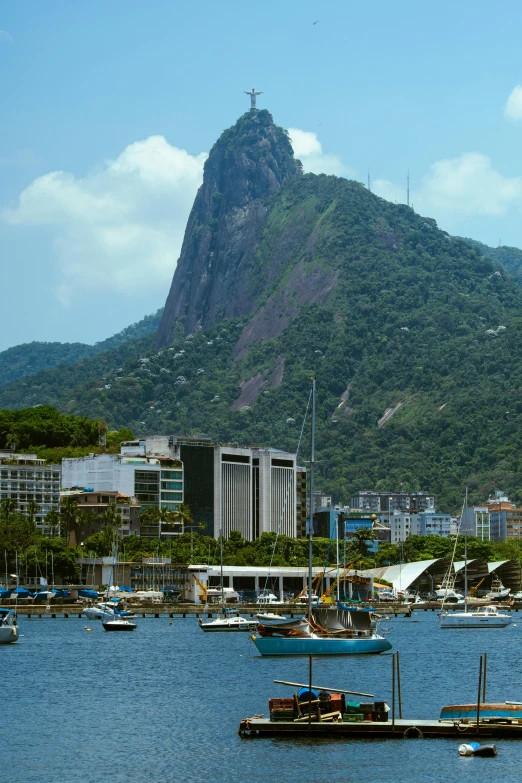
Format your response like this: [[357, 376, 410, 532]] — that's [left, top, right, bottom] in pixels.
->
[[397, 651, 403, 719], [308, 655, 313, 730], [477, 655, 483, 734], [392, 652, 396, 731], [483, 652, 487, 703]]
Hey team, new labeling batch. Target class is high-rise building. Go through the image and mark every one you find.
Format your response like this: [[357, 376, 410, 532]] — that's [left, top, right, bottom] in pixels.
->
[[0, 452, 61, 534], [461, 506, 491, 540], [119, 435, 300, 540]]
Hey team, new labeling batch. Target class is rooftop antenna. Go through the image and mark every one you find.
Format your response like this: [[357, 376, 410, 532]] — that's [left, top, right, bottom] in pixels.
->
[[499, 238, 502, 247], [367, 167, 371, 191], [407, 170, 410, 208]]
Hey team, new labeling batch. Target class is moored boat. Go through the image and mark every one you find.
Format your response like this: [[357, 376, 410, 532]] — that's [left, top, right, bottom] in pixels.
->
[[441, 702, 522, 721], [440, 604, 512, 628], [0, 608, 19, 644], [198, 611, 257, 632], [102, 619, 137, 632]]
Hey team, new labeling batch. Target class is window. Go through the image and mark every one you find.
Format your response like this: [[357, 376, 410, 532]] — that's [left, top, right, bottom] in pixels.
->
[[161, 470, 183, 480], [161, 481, 183, 491], [160, 491, 183, 501]]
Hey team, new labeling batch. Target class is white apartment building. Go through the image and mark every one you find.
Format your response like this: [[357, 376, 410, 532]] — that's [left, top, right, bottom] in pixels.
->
[[461, 506, 491, 540], [61, 453, 183, 514], [388, 512, 420, 543], [0, 452, 61, 534]]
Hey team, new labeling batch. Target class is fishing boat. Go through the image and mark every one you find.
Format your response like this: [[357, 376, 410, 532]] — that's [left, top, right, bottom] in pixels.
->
[[0, 608, 19, 644], [252, 378, 391, 657]]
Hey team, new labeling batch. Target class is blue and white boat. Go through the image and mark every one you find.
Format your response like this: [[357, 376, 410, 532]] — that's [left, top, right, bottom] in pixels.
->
[[254, 633, 391, 656]]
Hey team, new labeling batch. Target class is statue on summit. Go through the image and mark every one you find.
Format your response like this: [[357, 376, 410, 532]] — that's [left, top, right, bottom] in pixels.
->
[[244, 88, 262, 110]]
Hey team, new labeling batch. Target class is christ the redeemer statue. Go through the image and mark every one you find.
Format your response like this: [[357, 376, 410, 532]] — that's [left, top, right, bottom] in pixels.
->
[[245, 88, 262, 110]]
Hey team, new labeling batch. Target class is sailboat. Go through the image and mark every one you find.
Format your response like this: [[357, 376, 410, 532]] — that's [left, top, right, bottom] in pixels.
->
[[102, 539, 137, 632], [440, 490, 512, 629], [253, 378, 392, 656], [199, 527, 256, 632]]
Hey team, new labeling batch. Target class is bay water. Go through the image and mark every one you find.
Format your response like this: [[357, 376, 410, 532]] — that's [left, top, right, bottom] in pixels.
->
[[4, 610, 522, 783]]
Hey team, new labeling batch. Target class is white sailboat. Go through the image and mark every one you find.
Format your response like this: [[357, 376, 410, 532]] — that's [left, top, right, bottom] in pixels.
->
[[440, 490, 512, 629], [102, 542, 137, 632]]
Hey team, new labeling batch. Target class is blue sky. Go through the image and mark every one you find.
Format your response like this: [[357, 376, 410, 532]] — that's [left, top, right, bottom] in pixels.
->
[[2, 0, 522, 350]]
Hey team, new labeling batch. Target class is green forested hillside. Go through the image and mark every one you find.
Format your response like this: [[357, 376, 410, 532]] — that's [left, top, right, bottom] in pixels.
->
[[1, 173, 522, 511], [456, 236, 522, 281], [0, 309, 163, 387]]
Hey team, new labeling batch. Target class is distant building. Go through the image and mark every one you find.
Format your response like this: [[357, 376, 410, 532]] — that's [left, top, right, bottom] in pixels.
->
[[60, 489, 141, 545], [418, 512, 453, 537], [61, 452, 183, 512], [0, 452, 60, 535], [486, 493, 522, 542], [119, 435, 300, 541], [389, 512, 420, 544], [461, 506, 491, 540], [351, 490, 435, 526]]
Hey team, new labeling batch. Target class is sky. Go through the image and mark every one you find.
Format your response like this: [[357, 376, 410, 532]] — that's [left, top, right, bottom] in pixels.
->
[[3, 0, 522, 351]]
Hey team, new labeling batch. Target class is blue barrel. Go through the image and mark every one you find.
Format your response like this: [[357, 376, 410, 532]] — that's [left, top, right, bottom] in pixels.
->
[[297, 687, 319, 703]]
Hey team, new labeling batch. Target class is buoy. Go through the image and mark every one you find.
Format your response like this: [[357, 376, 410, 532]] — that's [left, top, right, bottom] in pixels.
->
[[169, 621, 173, 625], [458, 742, 497, 757], [84, 626, 92, 632]]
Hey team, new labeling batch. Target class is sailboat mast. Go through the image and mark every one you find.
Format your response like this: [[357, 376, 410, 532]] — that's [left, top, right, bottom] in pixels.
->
[[220, 527, 224, 613], [464, 486, 469, 603], [308, 377, 316, 619]]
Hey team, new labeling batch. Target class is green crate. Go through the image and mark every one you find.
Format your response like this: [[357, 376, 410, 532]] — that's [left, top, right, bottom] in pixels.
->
[[343, 713, 364, 722], [344, 701, 361, 714], [270, 710, 295, 722]]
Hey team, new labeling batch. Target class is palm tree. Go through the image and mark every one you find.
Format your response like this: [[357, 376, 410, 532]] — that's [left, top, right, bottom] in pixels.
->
[[174, 503, 193, 535], [26, 500, 40, 525], [45, 508, 60, 539], [60, 494, 79, 545], [347, 527, 376, 567], [0, 497, 17, 522]]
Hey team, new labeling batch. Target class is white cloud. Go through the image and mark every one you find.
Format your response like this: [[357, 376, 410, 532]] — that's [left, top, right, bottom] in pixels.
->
[[505, 85, 522, 121], [373, 153, 522, 223], [288, 128, 351, 176], [3, 136, 206, 305]]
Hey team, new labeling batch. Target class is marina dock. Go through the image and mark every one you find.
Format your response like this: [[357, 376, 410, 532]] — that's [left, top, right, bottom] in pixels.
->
[[238, 716, 522, 739]]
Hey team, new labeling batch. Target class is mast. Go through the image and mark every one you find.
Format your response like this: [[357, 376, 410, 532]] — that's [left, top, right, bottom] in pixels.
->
[[336, 514, 340, 602], [464, 487, 469, 610], [220, 529, 225, 613], [308, 377, 316, 619]]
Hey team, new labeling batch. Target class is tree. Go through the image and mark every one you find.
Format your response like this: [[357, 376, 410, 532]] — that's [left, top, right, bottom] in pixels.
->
[[174, 503, 193, 534], [45, 508, 61, 539], [0, 497, 17, 522], [26, 500, 40, 525], [60, 494, 79, 544], [347, 527, 376, 566]]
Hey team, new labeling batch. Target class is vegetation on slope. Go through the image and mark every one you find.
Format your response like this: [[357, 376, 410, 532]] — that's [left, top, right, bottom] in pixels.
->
[[456, 236, 522, 281], [0, 309, 163, 387]]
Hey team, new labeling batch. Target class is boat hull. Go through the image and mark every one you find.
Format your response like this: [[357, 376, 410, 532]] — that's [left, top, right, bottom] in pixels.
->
[[253, 635, 392, 655], [0, 625, 19, 644], [200, 625, 256, 632], [440, 613, 512, 628], [441, 703, 522, 720], [102, 621, 137, 632]]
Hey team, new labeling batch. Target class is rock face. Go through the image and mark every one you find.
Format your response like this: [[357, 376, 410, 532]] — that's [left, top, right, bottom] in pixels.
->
[[155, 110, 302, 347]]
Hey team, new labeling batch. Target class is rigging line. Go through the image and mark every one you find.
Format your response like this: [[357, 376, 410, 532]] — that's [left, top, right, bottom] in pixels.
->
[[440, 493, 467, 612], [261, 387, 314, 595]]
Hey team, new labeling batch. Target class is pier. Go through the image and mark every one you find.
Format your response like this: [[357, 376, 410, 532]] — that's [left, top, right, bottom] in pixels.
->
[[238, 716, 522, 739]]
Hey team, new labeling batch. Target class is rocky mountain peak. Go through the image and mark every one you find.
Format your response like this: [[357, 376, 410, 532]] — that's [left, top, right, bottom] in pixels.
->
[[155, 110, 302, 346]]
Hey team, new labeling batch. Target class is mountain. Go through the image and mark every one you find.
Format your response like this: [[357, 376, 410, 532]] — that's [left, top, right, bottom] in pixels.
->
[[456, 237, 522, 281], [3, 110, 522, 512], [155, 110, 302, 345], [0, 309, 163, 387]]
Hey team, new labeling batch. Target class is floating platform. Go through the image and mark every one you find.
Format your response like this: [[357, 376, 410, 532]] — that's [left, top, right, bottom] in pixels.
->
[[238, 716, 522, 739]]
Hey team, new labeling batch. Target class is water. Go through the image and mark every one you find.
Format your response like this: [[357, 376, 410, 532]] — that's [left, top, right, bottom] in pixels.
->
[[4, 610, 522, 783]]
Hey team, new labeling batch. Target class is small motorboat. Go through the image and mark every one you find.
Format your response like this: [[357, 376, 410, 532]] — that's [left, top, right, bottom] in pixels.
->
[[256, 613, 304, 626], [84, 603, 136, 621], [198, 612, 257, 632], [0, 608, 19, 644], [102, 619, 137, 632], [458, 742, 497, 757], [257, 591, 285, 606], [441, 701, 522, 721]]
